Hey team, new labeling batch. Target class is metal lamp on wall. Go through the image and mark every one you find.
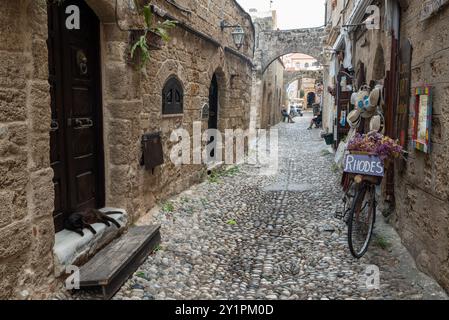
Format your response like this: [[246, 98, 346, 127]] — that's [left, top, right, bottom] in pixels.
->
[[220, 21, 245, 50]]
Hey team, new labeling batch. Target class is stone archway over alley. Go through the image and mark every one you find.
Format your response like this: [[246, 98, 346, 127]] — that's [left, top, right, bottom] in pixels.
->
[[283, 70, 323, 91], [250, 26, 326, 129], [257, 27, 326, 73], [65, 114, 447, 300]]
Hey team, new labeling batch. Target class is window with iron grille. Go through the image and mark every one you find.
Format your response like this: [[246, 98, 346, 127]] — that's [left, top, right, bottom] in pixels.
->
[[162, 76, 183, 115]]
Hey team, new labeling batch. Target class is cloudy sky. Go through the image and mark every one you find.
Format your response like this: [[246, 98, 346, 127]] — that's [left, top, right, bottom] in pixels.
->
[[237, 0, 326, 30]]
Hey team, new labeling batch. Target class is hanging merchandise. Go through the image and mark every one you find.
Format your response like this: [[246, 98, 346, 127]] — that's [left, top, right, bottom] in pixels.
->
[[369, 115, 382, 132], [340, 110, 347, 127], [329, 53, 337, 78], [340, 76, 347, 90], [350, 92, 358, 105], [341, 28, 353, 70], [354, 87, 370, 113], [359, 84, 384, 119], [369, 84, 384, 107], [369, 113, 386, 135], [347, 109, 361, 129]]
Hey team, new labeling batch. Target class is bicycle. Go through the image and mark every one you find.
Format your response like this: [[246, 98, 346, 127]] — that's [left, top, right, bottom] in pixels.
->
[[346, 174, 379, 258], [336, 171, 381, 259]]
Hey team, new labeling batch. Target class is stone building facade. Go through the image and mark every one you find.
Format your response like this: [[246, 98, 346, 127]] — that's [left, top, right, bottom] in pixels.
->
[[250, 9, 285, 128], [393, 0, 449, 293], [323, 0, 449, 293], [0, 0, 254, 299], [322, 0, 394, 135], [259, 58, 285, 128]]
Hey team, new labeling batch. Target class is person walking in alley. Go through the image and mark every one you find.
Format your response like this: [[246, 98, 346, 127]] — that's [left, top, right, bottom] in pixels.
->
[[281, 108, 295, 123]]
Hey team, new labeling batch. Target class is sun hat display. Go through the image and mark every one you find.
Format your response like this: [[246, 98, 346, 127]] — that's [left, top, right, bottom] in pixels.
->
[[354, 85, 370, 111], [369, 85, 383, 108], [360, 105, 377, 119], [347, 109, 361, 129], [369, 115, 381, 132], [353, 86, 375, 118], [350, 92, 358, 105], [359, 84, 383, 119]]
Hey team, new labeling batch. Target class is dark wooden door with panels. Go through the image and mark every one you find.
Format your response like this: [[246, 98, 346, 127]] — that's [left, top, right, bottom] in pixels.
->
[[47, 0, 105, 232]]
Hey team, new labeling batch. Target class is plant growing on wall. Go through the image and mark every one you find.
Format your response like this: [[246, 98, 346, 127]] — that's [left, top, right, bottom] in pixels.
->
[[130, 4, 177, 68]]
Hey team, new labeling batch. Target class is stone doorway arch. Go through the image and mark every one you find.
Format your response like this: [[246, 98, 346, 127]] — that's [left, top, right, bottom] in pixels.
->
[[85, 0, 116, 23]]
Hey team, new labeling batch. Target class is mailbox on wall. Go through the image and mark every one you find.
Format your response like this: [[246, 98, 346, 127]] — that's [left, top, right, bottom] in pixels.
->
[[141, 132, 164, 171]]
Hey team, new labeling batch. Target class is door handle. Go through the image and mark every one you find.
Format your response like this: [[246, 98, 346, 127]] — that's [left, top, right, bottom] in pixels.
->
[[70, 118, 93, 129], [50, 119, 59, 131]]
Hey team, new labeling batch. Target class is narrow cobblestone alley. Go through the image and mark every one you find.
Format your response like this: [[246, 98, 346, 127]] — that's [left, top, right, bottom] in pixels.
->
[[5, 0, 449, 305], [82, 113, 446, 301]]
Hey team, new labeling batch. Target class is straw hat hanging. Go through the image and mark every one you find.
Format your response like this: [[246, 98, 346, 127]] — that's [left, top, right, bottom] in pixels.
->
[[347, 109, 361, 129]]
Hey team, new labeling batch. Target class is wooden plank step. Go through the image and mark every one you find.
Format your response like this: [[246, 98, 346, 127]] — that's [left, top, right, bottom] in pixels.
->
[[78, 225, 161, 299]]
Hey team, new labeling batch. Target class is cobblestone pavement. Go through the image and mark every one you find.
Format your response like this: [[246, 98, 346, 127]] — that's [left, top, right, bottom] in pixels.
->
[[70, 112, 447, 300]]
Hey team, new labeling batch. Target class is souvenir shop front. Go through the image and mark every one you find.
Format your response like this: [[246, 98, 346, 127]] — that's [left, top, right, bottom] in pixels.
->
[[327, 0, 404, 206]]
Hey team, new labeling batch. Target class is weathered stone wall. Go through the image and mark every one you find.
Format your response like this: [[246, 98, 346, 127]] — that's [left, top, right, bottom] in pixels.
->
[[392, 0, 449, 292], [0, 0, 56, 299], [103, 0, 255, 221], [351, 2, 392, 82], [260, 59, 284, 128], [0, 0, 254, 299]]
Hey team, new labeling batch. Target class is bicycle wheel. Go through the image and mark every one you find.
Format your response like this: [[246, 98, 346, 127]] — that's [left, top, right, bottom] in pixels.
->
[[343, 181, 357, 225], [335, 180, 357, 224], [347, 183, 376, 258]]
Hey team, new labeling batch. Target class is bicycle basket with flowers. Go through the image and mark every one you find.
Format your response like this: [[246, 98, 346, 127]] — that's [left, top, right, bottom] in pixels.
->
[[346, 132, 404, 164]]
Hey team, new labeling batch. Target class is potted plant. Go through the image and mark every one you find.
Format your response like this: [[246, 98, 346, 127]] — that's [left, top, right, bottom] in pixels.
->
[[323, 133, 334, 145], [130, 3, 177, 68]]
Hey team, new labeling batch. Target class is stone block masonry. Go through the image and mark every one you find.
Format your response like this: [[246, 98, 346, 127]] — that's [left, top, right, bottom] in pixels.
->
[[0, 0, 255, 299], [392, 2, 449, 293], [0, 0, 57, 299]]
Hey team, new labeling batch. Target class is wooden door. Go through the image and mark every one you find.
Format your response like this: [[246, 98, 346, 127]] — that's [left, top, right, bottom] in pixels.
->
[[48, 0, 105, 232], [208, 74, 219, 130], [207, 74, 219, 159]]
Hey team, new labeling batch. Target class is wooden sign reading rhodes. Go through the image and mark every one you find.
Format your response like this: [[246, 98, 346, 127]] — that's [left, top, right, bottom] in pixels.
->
[[344, 154, 385, 177]]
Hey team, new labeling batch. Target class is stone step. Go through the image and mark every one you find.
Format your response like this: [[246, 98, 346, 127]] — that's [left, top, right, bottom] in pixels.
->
[[77, 225, 161, 299]]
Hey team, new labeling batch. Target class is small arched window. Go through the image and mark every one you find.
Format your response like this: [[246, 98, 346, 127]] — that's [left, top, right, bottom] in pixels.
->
[[162, 76, 183, 115]]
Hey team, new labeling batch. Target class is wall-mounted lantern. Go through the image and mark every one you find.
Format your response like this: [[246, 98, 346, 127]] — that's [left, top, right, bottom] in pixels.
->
[[220, 21, 245, 50]]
